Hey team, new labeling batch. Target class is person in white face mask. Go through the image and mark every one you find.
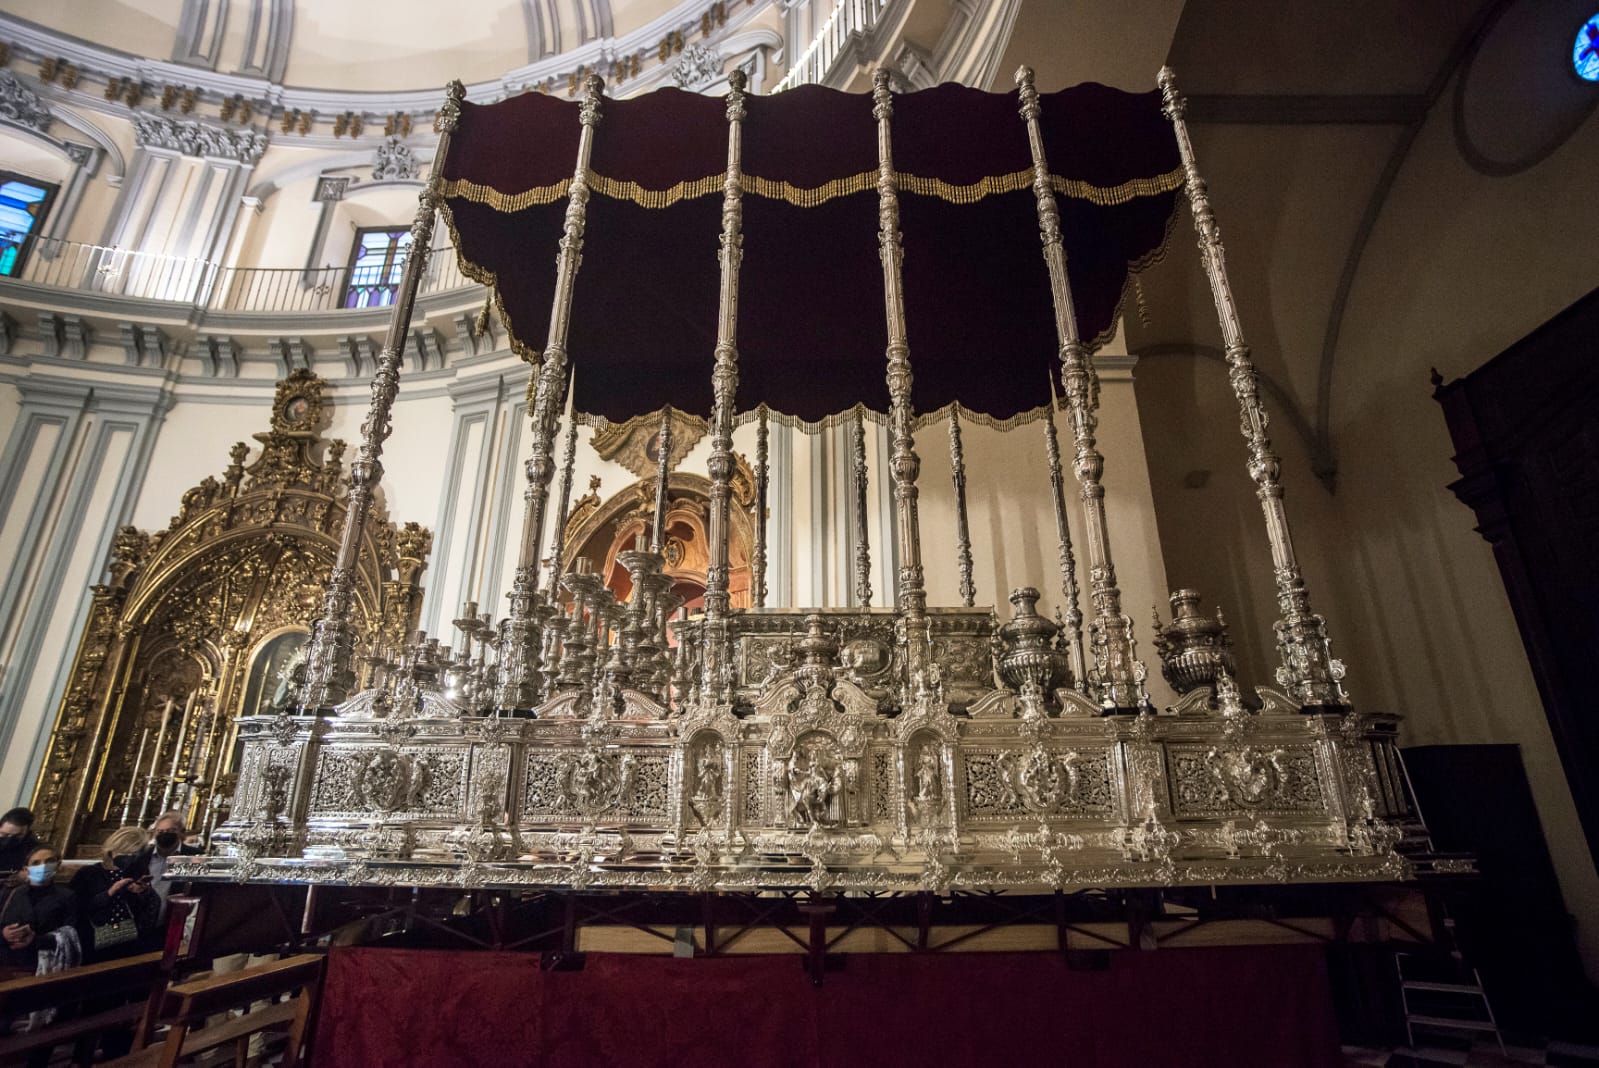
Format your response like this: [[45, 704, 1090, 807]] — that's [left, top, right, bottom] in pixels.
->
[[0, 846, 77, 975]]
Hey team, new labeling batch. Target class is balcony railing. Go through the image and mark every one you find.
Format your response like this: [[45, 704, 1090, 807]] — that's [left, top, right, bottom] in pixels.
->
[[773, 0, 891, 91], [5, 237, 475, 314]]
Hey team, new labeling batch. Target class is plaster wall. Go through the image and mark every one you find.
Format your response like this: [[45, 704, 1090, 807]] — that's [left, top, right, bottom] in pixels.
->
[[1136, 78, 1599, 971]]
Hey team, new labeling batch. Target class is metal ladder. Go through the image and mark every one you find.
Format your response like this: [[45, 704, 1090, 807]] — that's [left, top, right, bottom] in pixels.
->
[[1396, 929, 1506, 1056]]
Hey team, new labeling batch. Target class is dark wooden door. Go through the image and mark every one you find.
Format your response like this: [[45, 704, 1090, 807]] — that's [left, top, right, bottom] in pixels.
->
[[1435, 285, 1599, 869]]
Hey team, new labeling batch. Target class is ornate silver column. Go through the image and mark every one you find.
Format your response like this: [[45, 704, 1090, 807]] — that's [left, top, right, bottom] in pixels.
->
[[871, 69, 930, 683], [1015, 66, 1146, 711], [298, 80, 465, 710], [496, 74, 605, 711], [701, 69, 749, 702], [1158, 67, 1346, 708], [752, 403, 769, 608], [948, 407, 976, 607], [851, 405, 872, 607], [1043, 374, 1087, 688]]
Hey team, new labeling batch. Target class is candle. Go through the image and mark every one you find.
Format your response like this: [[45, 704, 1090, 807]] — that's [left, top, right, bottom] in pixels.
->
[[120, 726, 150, 824], [145, 698, 174, 802], [168, 691, 196, 781]]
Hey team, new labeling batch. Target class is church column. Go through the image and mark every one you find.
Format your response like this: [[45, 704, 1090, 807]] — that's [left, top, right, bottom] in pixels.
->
[[425, 372, 506, 638], [0, 376, 172, 808]]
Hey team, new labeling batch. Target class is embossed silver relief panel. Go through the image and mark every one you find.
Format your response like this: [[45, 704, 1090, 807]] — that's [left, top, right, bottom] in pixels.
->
[[521, 748, 672, 824], [1166, 743, 1325, 818], [306, 745, 467, 820], [208, 704, 1408, 890], [741, 747, 764, 825], [960, 747, 1116, 821]]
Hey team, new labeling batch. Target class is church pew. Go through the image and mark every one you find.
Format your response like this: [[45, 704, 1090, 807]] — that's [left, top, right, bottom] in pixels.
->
[[105, 952, 323, 1068], [0, 951, 165, 1065]]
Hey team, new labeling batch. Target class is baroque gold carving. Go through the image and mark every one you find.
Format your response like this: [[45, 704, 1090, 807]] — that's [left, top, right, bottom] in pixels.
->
[[30, 371, 432, 854], [590, 406, 708, 479]]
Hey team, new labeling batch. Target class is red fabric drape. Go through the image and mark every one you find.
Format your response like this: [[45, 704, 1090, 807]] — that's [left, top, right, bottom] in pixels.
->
[[314, 944, 1341, 1066]]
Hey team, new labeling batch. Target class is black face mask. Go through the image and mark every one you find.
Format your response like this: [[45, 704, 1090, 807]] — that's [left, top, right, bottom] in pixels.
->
[[155, 831, 181, 851], [112, 853, 136, 871]]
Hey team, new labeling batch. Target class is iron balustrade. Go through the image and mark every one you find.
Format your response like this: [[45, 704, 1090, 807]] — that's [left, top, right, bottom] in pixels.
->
[[5, 236, 473, 313]]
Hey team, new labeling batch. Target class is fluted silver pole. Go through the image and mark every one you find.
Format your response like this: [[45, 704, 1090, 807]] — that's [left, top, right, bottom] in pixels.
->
[[871, 69, 929, 684], [1159, 66, 1347, 708], [650, 407, 673, 553], [701, 69, 748, 703], [752, 403, 769, 608], [1044, 372, 1087, 688], [496, 74, 605, 710], [1015, 66, 1146, 710], [851, 405, 872, 607], [948, 407, 975, 607], [298, 80, 464, 710]]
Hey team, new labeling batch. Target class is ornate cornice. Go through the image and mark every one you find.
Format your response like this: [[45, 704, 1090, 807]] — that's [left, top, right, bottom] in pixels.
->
[[132, 111, 268, 163], [0, 0, 780, 142], [0, 68, 51, 133]]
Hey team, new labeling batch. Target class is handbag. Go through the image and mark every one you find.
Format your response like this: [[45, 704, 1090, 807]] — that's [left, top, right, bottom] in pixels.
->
[[91, 893, 139, 951]]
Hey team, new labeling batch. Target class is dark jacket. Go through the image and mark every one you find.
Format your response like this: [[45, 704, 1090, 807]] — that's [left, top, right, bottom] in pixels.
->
[[0, 833, 39, 878], [68, 863, 160, 961], [0, 881, 77, 970]]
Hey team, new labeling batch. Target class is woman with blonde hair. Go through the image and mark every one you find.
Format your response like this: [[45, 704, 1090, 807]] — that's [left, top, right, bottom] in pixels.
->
[[68, 826, 158, 962], [0, 844, 77, 975]]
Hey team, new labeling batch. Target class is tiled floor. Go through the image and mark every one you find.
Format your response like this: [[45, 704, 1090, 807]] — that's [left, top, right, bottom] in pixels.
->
[[1343, 1033, 1599, 1067]]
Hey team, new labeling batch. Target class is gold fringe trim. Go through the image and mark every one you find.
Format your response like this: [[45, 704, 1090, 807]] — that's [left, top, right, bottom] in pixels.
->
[[576, 400, 1063, 436], [438, 202, 542, 368], [442, 166, 1184, 213]]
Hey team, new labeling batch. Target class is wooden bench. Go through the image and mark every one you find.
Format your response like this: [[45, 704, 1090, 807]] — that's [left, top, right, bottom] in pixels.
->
[[0, 951, 165, 1065], [105, 953, 323, 1068]]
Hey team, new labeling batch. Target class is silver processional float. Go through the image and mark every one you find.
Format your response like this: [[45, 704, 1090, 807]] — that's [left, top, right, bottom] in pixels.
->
[[177, 66, 1424, 894]]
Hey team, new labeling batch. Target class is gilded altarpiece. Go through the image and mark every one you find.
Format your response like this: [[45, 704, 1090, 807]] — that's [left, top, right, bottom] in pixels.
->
[[30, 371, 432, 854]]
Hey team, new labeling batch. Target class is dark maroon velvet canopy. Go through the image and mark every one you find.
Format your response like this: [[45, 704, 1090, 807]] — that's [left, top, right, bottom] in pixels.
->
[[441, 82, 1181, 425]]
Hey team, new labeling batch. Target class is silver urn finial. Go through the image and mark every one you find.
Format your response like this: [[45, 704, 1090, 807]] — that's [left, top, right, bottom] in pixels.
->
[[997, 587, 1068, 697], [1152, 588, 1236, 694]]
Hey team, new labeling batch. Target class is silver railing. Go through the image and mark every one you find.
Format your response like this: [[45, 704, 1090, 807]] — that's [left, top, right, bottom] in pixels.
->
[[773, 0, 891, 91], [5, 236, 475, 314]]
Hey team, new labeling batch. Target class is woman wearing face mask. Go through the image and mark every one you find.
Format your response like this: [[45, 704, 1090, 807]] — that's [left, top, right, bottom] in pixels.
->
[[0, 847, 77, 976], [68, 826, 159, 963]]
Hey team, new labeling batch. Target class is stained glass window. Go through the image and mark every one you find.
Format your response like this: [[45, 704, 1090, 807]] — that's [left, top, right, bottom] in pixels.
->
[[0, 172, 59, 278], [1576, 13, 1599, 82], [341, 226, 412, 309]]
